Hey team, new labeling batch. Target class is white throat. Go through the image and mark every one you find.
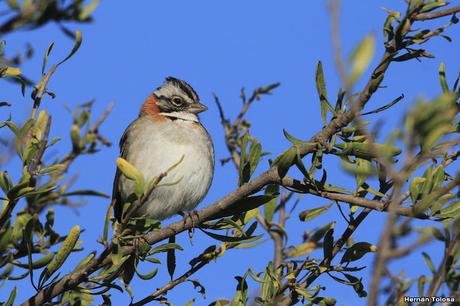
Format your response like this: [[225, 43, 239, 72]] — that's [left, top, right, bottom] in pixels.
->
[[160, 111, 199, 122]]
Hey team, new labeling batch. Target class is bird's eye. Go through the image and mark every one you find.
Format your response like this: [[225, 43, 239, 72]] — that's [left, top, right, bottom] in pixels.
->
[[171, 96, 185, 107]]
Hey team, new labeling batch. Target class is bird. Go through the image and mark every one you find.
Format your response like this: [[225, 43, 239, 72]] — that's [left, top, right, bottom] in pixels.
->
[[112, 76, 214, 225]]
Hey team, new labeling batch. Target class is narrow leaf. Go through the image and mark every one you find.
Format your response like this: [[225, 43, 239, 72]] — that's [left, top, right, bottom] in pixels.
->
[[58, 30, 83, 66], [349, 33, 375, 85], [315, 61, 334, 125], [167, 236, 176, 280], [439, 62, 450, 93], [299, 203, 332, 222]]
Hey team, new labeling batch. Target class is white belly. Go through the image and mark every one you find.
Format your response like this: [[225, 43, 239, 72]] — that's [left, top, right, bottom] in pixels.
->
[[119, 117, 214, 220]]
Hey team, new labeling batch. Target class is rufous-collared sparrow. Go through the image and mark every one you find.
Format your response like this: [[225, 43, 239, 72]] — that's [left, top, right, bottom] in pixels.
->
[[112, 77, 214, 223]]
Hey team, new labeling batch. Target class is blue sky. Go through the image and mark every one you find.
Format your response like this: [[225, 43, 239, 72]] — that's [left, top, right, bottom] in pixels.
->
[[1, 0, 460, 305]]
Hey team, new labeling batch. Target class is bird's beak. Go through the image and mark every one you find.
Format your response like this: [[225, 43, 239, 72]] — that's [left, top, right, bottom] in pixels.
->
[[188, 102, 208, 114]]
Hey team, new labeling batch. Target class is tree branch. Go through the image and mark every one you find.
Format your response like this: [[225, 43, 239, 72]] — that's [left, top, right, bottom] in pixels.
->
[[279, 176, 427, 219], [414, 5, 460, 20], [130, 256, 211, 306]]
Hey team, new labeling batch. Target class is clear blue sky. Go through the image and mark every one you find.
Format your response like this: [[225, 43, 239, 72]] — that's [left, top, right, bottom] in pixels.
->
[[1, 0, 459, 305]]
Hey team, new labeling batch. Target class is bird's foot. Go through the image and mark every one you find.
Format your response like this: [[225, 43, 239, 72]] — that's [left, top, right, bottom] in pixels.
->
[[179, 210, 201, 243]]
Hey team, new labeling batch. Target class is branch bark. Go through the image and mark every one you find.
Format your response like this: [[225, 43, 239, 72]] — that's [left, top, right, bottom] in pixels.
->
[[414, 5, 460, 20]]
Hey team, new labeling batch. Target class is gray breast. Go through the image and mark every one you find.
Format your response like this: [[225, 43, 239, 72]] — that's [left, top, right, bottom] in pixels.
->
[[119, 117, 214, 220]]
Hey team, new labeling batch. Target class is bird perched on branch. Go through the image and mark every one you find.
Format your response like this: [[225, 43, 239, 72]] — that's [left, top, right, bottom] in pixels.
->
[[111, 77, 214, 283], [112, 77, 214, 224]]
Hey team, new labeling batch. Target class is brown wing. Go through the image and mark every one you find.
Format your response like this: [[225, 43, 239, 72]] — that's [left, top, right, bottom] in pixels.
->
[[112, 123, 132, 222]]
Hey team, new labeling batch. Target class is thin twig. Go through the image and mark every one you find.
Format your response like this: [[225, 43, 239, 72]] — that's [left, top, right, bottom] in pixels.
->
[[415, 5, 460, 20], [328, 0, 348, 90], [426, 231, 460, 301], [279, 176, 425, 219], [31, 64, 57, 119], [130, 257, 210, 306]]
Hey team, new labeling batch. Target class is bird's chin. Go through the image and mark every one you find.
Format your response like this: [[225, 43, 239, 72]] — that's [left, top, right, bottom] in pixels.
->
[[160, 111, 199, 122]]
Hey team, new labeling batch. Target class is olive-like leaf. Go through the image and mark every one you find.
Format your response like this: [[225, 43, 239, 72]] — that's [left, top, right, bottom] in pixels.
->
[[264, 184, 279, 223], [272, 147, 297, 178], [299, 203, 332, 222], [40, 225, 80, 284], [439, 62, 450, 93], [58, 30, 83, 66], [341, 242, 377, 263], [422, 252, 436, 274], [5, 286, 16, 306], [315, 61, 334, 125], [323, 224, 335, 260], [167, 236, 176, 280], [349, 33, 375, 85]]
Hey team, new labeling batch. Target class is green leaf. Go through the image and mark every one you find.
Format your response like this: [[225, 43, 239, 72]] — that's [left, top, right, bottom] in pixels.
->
[[211, 195, 278, 219], [334, 142, 401, 159], [135, 267, 158, 280], [409, 177, 426, 204], [237, 134, 262, 185], [299, 203, 332, 222], [116, 157, 145, 196], [431, 165, 445, 191], [184, 299, 195, 306], [42, 42, 55, 75], [283, 129, 314, 146], [0, 66, 21, 77], [148, 243, 184, 256], [349, 33, 375, 85], [311, 296, 336, 306], [341, 242, 377, 263], [38, 164, 66, 176], [5, 287, 16, 306], [344, 274, 367, 297], [418, 275, 426, 296], [420, 1, 447, 13], [315, 61, 334, 125], [58, 30, 83, 66], [243, 207, 260, 224], [355, 158, 372, 187], [0, 171, 11, 193], [13, 253, 54, 269], [75, 251, 96, 270], [189, 279, 206, 299], [238, 133, 250, 186], [285, 241, 317, 258], [208, 300, 230, 306], [310, 222, 335, 243], [167, 236, 176, 280], [264, 185, 279, 223], [422, 252, 436, 274], [231, 276, 248, 306], [439, 62, 450, 93], [41, 225, 80, 284], [248, 141, 262, 178], [323, 224, 335, 260], [200, 228, 263, 243], [273, 147, 297, 178], [62, 190, 110, 198], [261, 264, 275, 302], [79, 0, 100, 20], [436, 199, 460, 219]]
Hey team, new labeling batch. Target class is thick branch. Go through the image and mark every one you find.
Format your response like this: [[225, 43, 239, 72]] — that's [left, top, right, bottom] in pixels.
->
[[21, 167, 278, 306]]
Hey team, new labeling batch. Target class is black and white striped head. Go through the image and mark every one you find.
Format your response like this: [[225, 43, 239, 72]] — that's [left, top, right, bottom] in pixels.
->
[[153, 77, 207, 122]]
